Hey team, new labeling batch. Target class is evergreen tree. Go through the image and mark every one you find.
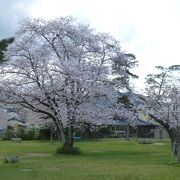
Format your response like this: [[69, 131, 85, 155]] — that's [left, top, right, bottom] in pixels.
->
[[0, 37, 14, 62]]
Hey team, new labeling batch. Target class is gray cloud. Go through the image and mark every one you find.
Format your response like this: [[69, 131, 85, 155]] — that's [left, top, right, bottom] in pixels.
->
[[0, 0, 36, 38]]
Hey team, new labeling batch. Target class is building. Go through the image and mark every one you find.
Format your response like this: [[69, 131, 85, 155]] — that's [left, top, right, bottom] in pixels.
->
[[101, 118, 158, 138]]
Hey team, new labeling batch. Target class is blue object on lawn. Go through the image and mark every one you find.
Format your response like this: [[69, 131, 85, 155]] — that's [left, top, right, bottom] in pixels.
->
[[74, 136, 81, 141]]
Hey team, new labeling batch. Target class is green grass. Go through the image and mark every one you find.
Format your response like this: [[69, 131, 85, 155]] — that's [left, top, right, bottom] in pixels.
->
[[0, 139, 179, 180]]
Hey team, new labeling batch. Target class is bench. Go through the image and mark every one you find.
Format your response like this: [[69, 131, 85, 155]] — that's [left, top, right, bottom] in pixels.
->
[[114, 131, 126, 137], [74, 136, 81, 141], [11, 138, 22, 143]]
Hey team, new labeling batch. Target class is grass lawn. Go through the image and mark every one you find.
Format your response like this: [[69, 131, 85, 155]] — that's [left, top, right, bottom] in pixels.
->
[[0, 138, 179, 180]]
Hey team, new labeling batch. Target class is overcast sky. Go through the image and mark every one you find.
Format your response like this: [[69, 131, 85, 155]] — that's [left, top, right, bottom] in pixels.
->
[[1, 0, 180, 92]]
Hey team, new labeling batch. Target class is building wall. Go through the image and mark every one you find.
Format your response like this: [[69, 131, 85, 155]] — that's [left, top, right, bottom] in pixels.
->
[[154, 127, 169, 139], [138, 112, 150, 121]]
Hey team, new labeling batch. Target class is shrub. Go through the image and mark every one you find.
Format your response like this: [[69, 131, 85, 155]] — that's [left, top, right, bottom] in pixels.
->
[[56, 146, 81, 155], [25, 128, 38, 140], [4, 155, 19, 163], [2, 128, 41, 140], [2, 129, 14, 140], [15, 127, 25, 139], [98, 127, 110, 134]]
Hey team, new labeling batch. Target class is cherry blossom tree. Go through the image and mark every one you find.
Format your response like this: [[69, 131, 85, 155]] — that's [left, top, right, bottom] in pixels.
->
[[145, 65, 180, 159], [0, 17, 137, 151]]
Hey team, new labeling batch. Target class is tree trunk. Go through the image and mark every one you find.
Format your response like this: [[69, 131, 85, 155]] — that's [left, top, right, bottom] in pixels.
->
[[53, 114, 67, 144], [60, 127, 75, 153], [62, 139, 74, 148], [149, 114, 177, 155], [177, 144, 180, 162], [168, 129, 177, 156], [177, 127, 180, 162], [67, 125, 74, 147], [171, 137, 177, 156]]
